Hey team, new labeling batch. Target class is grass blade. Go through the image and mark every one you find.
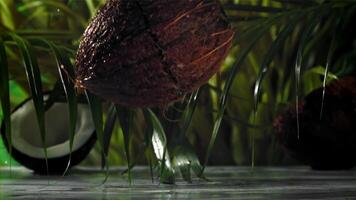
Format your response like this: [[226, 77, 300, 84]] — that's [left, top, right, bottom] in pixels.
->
[[116, 105, 134, 185], [142, 109, 155, 183], [250, 16, 301, 166], [320, 20, 339, 119], [9, 33, 48, 174], [50, 43, 78, 175], [173, 90, 206, 181], [178, 89, 201, 141], [101, 104, 117, 169], [85, 91, 108, 182], [202, 20, 271, 174], [30, 38, 78, 175], [253, 15, 301, 113], [294, 13, 325, 139]]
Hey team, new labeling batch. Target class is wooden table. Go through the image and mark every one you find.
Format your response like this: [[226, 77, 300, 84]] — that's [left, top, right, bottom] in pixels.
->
[[1, 166, 356, 199]]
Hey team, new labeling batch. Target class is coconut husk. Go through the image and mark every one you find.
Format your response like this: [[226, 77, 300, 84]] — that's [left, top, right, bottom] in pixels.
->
[[75, 0, 234, 107]]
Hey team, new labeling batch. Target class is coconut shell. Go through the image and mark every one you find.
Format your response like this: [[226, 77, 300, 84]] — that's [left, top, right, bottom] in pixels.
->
[[0, 95, 97, 175], [273, 77, 356, 170], [75, 0, 234, 107]]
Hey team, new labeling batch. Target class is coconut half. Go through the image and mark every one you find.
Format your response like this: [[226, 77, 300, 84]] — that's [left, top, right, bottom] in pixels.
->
[[0, 95, 97, 174]]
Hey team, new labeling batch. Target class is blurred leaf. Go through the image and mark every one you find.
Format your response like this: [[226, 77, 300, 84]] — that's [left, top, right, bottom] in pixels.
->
[[85, 0, 96, 18], [224, 4, 286, 13], [0, 0, 15, 30], [272, 0, 318, 6], [0, 36, 12, 165], [18, 0, 87, 27], [17, 30, 80, 40]]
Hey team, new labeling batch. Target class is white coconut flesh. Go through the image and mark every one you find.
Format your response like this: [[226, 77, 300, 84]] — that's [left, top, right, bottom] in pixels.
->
[[10, 98, 95, 159]]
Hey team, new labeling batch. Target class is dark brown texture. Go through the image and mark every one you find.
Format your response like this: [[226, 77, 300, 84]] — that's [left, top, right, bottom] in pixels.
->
[[274, 77, 356, 170], [75, 0, 234, 107]]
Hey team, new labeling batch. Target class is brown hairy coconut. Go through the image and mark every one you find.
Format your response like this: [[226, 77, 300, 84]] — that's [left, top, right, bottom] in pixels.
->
[[75, 0, 234, 107], [274, 77, 356, 170]]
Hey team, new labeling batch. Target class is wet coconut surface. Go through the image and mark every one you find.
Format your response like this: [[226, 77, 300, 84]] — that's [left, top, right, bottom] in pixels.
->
[[75, 0, 234, 107], [274, 77, 356, 170]]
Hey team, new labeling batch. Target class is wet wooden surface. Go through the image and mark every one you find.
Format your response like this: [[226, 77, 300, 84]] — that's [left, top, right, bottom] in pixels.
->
[[1, 166, 356, 199]]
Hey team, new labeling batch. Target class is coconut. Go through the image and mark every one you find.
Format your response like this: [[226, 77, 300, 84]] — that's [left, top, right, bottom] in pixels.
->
[[75, 0, 234, 107], [0, 95, 97, 174], [273, 77, 356, 170]]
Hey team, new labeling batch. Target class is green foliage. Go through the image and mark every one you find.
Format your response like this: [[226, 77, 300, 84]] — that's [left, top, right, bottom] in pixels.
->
[[1, 0, 356, 183]]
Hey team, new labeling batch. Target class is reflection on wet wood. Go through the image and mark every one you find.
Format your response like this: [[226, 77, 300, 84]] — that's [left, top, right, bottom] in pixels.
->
[[1, 166, 356, 199]]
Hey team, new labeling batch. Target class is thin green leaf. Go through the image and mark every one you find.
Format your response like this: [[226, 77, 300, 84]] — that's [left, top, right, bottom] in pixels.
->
[[178, 89, 201, 141], [0, 36, 12, 167], [320, 20, 339, 119], [172, 143, 206, 182], [8, 33, 48, 174], [202, 20, 270, 174], [309, 66, 338, 80], [142, 109, 155, 183], [253, 15, 301, 113], [85, 91, 108, 182], [30, 38, 78, 175], [294, 14, 324, 139], [251, 17, 300, 166], [101, 104, 117, 169], [147, 109, 175, 184], [116, 105, 134, 185]]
